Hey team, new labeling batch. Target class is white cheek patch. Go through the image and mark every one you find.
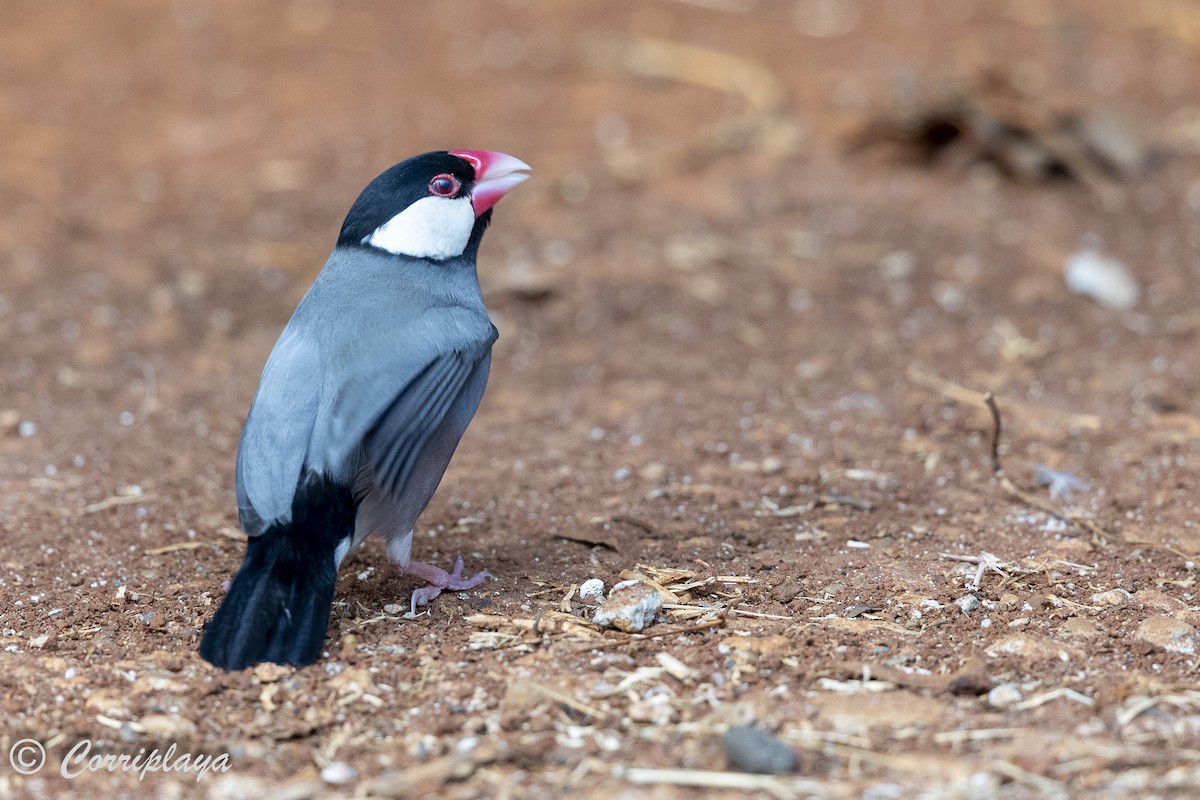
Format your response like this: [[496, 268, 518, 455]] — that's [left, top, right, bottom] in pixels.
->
[[365, 195, 475, 259]]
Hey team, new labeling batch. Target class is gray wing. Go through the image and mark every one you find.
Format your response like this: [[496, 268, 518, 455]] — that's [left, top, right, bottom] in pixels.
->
[[364, 340, 494, 497], [325, 320, 497, 500], [235, 327, 321, 535]]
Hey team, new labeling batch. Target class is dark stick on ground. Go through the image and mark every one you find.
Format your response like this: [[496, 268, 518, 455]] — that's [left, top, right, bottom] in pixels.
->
[[984, 391, 1003, 475], [982, 391, 1110, 546]]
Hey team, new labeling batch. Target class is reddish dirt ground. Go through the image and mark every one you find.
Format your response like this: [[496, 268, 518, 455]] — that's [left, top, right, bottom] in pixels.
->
[[3, 1, 1200, 798]]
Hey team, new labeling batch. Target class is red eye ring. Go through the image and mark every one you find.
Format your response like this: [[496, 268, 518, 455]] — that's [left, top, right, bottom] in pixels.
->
[[428, 173, 461, 197]]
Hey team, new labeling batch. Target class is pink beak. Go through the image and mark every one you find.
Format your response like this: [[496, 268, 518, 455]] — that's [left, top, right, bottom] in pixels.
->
[[449, 149, 531, 218]]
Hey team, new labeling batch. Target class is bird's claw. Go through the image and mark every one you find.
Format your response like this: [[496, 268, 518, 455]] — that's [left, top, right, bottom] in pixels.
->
[[401, 555, 491, 616]]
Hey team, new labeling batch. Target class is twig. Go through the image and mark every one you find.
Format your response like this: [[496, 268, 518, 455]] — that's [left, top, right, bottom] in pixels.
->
[[524, 681, 608, 720], [908, 366, 1101, 430], [984, 393, 1112, 546], [556, 533, 619, 551], [59, 625, 102, 639], [940, 552, 1015, 591], [992, 760, 1064, 794], [592, 666, 668, 698], [816, 493, 875, 512], [617, 767, 805, 800], [1116, 695, 1173, 727], [559, 584, 577, 613], [1013, 687, 1094, 710], [573, 612, 728, 651], [984, 392, 1002, 474], [348, 613, 405, 631], [81, 493, 152, 515], [144, 541, 207, 556], [933, 728, 1025, 745], [662, 603, 793, 621]]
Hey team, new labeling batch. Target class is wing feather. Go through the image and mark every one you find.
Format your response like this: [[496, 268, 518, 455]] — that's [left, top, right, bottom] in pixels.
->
[[362, 340, 491, 498], [235, 329, 321, 535]]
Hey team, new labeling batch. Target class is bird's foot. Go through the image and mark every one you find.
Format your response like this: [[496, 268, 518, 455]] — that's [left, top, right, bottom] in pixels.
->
[[401, 556, 492, 616]]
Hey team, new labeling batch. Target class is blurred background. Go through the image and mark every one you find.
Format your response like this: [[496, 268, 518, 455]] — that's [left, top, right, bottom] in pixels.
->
[[3, 1, 1200, 795], [4, 0, 1198, 523]]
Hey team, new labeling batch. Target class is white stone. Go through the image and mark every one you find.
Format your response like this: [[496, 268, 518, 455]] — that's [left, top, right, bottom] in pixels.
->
[[1065, 245, 1139, 310], [578, 578, 605, 602], [987, 683, 1023, 709], [1135, 615, 1197, 655], [593, 580, 662, 632], [320, 761, 356, 785]]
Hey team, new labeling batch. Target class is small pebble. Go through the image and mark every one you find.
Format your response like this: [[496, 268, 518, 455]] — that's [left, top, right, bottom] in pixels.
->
[[1091, 589, 1131, 607], [592, 580, 661, 632], [957, 595, 980, 613], [987, 683, 1023, 709], [320, 761, 355, 785], [723, 725, 798, 774], [638, 462, 666, 482], [578, 578, 605, 602], [628, 695, 678, 726], [253, 662, 290, 683], [760, 456, 784, 474], [1135, 615, 1198, 655], [1064, 243, 1139, 310], [140, 714, 198, 739]]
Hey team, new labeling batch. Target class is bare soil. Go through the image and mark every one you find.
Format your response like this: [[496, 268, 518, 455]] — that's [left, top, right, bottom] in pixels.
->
[[2, 1, 1200, 798]]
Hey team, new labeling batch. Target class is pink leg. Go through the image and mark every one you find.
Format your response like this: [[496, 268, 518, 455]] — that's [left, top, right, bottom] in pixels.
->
[[401, 556, 492, 616]]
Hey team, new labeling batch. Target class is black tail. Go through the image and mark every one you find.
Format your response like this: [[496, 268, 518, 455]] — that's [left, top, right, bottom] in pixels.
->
[[200, 475, 353, 670]]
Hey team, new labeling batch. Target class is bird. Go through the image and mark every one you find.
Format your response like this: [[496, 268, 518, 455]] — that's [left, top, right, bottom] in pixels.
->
[[199, 149, 530, 670]]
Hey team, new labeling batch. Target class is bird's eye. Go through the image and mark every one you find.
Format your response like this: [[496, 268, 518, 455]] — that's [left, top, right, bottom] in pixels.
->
[[428, 174, 461, 197]]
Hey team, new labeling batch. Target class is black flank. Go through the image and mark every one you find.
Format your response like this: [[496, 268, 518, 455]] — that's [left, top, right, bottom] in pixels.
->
[[199, 472, 354, 670]]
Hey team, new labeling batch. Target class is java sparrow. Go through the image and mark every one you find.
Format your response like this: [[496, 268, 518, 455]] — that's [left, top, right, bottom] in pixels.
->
[[199, 150, 530, 670]]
